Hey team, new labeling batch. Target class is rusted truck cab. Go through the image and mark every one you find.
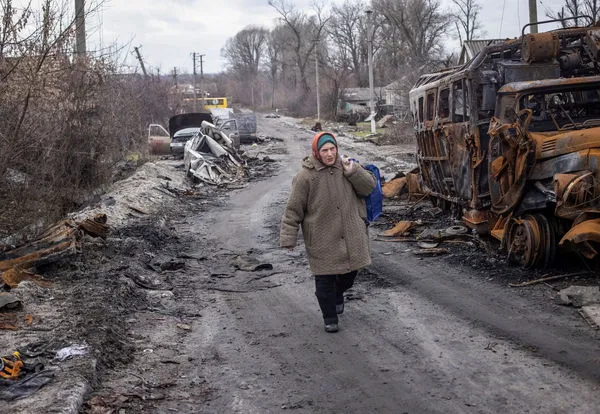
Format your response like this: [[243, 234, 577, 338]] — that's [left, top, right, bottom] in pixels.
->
[[409, 22, 600, 267], [488, 77, 600, 266]]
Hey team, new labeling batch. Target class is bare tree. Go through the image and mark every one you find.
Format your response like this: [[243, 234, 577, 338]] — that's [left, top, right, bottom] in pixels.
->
[[268, 0, 330, 95], [546, 0, 599, 27], [451, 0, 482, 44], [375, 0, 451, 69], [264, 26, 286, 108], [328, 0, 365, 85], [222, 26, 269, 78], [222, 25, 269, 105]]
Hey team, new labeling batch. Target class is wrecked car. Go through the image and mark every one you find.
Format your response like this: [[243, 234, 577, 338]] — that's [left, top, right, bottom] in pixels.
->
[[210, 108, 257, 144], [170, 128, 201, 158], [183, 122, 244, 185], [169, 112, 213, 158], [409, 19, 600, 267], [147, 124, 170, 155]]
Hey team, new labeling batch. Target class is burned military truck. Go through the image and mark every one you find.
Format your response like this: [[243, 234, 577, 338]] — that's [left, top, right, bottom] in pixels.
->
[[409, 20, 600, 267]]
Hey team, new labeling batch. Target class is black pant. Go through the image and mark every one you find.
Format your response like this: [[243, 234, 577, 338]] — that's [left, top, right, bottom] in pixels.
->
[[314, 271, 357, 324]]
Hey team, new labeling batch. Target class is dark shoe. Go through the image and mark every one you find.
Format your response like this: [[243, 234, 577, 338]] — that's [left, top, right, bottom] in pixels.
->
[[324, 323, 339, 333], [336, 303, 344, 314]]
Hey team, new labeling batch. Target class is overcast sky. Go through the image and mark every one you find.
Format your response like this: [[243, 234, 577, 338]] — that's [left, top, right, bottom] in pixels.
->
[[92, 0, 570, 75]]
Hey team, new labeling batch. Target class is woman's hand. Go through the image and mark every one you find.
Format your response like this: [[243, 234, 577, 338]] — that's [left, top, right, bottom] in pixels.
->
[[342, 155, 359, 174]]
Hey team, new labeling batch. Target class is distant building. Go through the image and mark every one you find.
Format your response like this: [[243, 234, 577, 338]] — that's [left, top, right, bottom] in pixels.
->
[[338, 87, 385, 118]]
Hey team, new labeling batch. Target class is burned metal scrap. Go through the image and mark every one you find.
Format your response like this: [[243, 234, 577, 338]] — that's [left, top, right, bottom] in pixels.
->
[[0, 214, 108, 287], [183, 122, 245, 186], [409, 18, 600, 268]]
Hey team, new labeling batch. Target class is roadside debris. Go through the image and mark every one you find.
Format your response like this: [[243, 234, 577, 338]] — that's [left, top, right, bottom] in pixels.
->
[[508, 272, 591, 287], [413, 248, 449, 256], [0, 369, 55, 401], [381, 170, 422, 199], [580, 306, 600, 329], [382, 221, 415, 237], [0, 214, 109, 289], [0, 349, 54, 401], [232, 255, 273, 272], [0, 351, 23, 380], [54, 344, 89, 362], [183, 129, 245, 186], [555, 286, 600, 308]]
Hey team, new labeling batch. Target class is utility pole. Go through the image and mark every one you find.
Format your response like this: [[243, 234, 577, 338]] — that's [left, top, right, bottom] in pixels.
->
[[134, 46, 147, 77], [366, 9, 376, 134], [192, 53, 205, 111], [199, 54, 205, 101], [74, 0, 86, 57], [315, 38, 320, 121], [192, 52, 198, 111], [529, 0, 538, 33]]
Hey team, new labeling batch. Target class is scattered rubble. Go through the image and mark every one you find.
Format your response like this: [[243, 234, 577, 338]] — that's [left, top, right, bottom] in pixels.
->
[[556, 286, 600, 308], [0, 214, 108, 291]]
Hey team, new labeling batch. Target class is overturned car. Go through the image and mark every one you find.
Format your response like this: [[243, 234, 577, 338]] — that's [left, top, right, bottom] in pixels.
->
[[409, 19, 600, 267]]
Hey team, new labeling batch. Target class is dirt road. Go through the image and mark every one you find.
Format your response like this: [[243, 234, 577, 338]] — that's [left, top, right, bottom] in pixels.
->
[[4, 115, 600, 413]]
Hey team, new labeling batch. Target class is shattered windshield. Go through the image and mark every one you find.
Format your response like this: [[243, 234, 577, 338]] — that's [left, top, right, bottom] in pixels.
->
[[518, 85, 600, 132]]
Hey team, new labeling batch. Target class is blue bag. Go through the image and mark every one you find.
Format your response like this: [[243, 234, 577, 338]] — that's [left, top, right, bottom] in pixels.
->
[[363, 164, 383, 222]]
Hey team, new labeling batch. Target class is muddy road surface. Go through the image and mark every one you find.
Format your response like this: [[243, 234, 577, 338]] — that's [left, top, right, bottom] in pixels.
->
[[3, 115, 600, 413]]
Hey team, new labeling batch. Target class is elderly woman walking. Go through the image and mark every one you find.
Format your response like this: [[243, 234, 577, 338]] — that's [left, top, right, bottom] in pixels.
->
[[280, 132, 376, 333]]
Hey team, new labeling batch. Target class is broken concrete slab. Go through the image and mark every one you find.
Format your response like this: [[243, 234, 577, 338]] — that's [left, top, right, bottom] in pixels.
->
[[555, 285, 600, 307]]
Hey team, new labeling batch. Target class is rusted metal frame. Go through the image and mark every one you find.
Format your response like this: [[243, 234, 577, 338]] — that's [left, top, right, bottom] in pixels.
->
[[433, 129, 455, 197], [421, 129, 446, 196], [0, 239, 77, 271], [464, 76, 487, 209], [435, 76, 462, 200], [1, 222, 79, 261]]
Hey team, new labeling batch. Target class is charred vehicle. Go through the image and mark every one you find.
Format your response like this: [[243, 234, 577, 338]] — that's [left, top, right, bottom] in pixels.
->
[[409, 19, 600, 267], [169, 112, 213, 158]]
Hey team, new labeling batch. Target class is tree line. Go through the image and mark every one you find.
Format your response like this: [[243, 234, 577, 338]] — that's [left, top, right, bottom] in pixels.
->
[[219, 0, 599, 118], [219, 0, 480, 118]]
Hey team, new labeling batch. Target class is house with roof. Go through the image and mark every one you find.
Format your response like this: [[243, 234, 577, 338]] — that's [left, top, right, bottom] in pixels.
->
[[338, 86, 386, 115]]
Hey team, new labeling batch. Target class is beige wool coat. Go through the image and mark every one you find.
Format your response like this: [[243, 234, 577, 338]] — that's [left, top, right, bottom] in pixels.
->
[[280, 155, 377, 275]]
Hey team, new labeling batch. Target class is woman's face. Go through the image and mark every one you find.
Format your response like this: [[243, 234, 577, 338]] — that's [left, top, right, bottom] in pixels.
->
[[319, 143, 337, 166]]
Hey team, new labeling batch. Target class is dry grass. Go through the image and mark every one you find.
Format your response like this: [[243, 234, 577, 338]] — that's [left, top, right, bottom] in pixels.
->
[[0, 58, 172, 242]]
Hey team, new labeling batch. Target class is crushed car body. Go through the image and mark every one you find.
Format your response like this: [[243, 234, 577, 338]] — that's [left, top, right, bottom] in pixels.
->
[[409, 19, 600, 267], [183, 121, 244, 185]]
